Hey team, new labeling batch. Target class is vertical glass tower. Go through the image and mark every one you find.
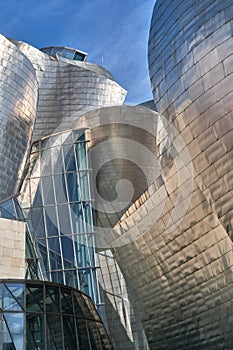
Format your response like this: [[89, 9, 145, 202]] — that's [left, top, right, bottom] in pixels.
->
[[20, 129, 102, 310]]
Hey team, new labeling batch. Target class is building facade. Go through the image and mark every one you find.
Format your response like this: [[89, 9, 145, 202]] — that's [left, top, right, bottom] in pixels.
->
[[0, 0, 233, 348]]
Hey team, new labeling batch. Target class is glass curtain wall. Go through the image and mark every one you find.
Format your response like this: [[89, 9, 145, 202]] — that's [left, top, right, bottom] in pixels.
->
[[20, 129, 102, 310], [0, 197, 45, 280], [0, 280, 112, 350]]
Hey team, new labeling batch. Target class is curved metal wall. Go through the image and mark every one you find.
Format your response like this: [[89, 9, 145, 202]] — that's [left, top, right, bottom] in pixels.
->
[[11, 40, 127, 141], [102, 0, 233, 348], [79, 1, 233, 348], [148, 0, 233, 242], [73, 105, 159, 231], [74, 105, 160, 349], [0, 35, 38, 201]]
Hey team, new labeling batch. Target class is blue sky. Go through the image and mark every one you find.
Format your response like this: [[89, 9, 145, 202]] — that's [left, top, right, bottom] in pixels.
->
[[0, 0, 155, 104]]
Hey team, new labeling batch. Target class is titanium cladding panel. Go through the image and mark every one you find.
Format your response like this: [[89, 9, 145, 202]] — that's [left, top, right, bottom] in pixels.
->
[[73, 105, 159, 233], [11, 40, 127, 141], [0, 35, 38, 201], [104, 0, 233, 348], [148, 0, 233, 243]]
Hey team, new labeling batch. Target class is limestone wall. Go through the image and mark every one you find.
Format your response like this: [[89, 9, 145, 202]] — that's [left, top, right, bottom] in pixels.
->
[[0, 218, 25, 278]]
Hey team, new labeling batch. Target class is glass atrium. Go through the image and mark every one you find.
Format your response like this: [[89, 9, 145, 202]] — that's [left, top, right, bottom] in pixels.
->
[[19, 129, 102, 312], [0, 279, 112, 350]]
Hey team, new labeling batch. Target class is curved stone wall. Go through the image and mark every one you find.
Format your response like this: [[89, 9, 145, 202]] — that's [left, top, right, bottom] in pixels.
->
[[0, 35, 38, 201]]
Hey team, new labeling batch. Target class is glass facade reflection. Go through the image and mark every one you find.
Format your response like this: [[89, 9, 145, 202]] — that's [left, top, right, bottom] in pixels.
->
[[0, 197, 45, 280], [20, 129, 102, 311], [40, 46, 87, 61], [0, 280, 112, 350]]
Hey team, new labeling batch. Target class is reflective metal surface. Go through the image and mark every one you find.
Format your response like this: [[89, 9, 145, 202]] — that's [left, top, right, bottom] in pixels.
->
[[76, 1, 233, 348], [0, 2, 232, 346], [74, 105, 159, 231], [101, 0, 233, 348], [0, 35, 38, 201], [11, 39, 127, 141]]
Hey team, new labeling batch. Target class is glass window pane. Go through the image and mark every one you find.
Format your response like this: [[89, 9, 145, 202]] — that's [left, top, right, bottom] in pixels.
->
[[75, 142, 87, 170], [74, 235, 90, 267], [46, 314, 63, 349], [63, 145, 77, 172], [63, 316, 78, 349], [42, 176, 55, 205], [51, 271, 64, 285], [73, 130, 85, 142], [46, 320, 57, 350], [4, 284, 24, 311], [48, 237, 60, 255], [49, 247, 62, 271], [26, 313, 44, 350], [78, 269, 92, 298], [63, 49, 74, 59], [31, 179, 43, 207], [41, 148, 52, 176], [89, 268, 99, 305], [60, 288, 73, 315], [76, 318, 90, 350], [73, 292, 86, 317], [57, 204, 72, 234], [14, 199, 25, 221], [83, 294, 100, 322], [3, 315, 15, 350], [38, 241, 49, 271], [65, 271, 79, 290], [4, 313, 24, 350], [31, 207, 46, 239], [53, 174, 68, 205], [0, 199, 16, 220], [45, 286, 60, 313], [26, 284, 44, 312], [0, 199, 15, 217], [44, 206, 58, 237], [53, 47, 64, 56], [62, 131, 73, 144], [79, 172, 89, 200], [70, 203, 84, 233], [66, 173, 80, 202], [51, 145, 63, 174], [87, 320, 102, 350], [29, 151, 40, 178], [86, 236, 95, 266], [60, 236, 75, 269], [50, 134, 62, 148], [0, 205, 15, 220], [74, 52, 85, 61], [83, 202, 92, 226]]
